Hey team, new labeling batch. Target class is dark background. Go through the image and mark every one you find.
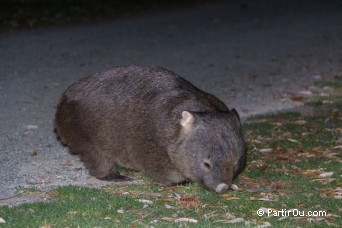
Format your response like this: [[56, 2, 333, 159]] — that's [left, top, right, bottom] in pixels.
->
[[2, 0, 341, 30], [1, 0, 218, 30]]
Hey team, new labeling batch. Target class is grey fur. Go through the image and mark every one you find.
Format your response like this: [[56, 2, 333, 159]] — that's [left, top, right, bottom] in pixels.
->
[[54, 65, 246, 193]]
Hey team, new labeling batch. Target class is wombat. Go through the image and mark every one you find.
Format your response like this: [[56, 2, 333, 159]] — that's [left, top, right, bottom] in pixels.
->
[[54, 65, 246, 194]]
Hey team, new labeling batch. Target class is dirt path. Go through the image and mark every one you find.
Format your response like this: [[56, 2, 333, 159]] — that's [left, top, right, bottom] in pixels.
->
[[1, 0, 341, 205]]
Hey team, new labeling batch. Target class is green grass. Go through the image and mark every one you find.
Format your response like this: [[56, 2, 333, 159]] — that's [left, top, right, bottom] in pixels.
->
[[306, 95, 342, 106], [1, 83, 341, 227], [308, 80, 342, 106], [317, 80, 342, 89]]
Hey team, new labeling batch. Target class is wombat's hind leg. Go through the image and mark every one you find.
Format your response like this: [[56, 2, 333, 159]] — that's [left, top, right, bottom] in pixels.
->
[[81, 153, 131, 182], [176, 180, 190, 186], [149, 169, 187, 186], [100, 171, 132, 182]]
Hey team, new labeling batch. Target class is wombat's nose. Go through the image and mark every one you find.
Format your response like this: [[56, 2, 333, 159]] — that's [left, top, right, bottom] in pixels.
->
[[215, 183, 229, 194]]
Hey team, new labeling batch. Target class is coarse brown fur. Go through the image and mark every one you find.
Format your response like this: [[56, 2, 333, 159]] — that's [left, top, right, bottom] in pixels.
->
[[54, 65, 247, 193]]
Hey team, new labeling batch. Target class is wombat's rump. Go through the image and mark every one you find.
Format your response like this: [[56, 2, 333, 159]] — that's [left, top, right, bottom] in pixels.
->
[[54, 65, 246, 194]]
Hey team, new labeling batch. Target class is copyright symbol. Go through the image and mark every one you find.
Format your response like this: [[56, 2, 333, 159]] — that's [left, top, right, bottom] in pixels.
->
[[257, 209, 264, 216]]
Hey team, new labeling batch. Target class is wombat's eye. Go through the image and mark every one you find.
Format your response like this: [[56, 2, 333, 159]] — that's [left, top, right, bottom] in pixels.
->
[[203, 161, 212, 170]]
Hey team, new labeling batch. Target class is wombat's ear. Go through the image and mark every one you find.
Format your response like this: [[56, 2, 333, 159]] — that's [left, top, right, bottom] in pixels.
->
[[180, 111, 194, 129]]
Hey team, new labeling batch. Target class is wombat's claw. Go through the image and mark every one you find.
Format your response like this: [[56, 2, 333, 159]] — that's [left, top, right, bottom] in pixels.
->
[[156, 183, 169, 188], [156, 180, 189, 188]]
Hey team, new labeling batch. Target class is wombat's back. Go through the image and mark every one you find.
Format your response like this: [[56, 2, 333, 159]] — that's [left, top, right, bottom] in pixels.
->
[[61, 65, 228, 112], [55, 65, 228, 144]]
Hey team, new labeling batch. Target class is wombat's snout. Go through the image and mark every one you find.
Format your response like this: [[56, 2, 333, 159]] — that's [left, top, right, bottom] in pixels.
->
[[214, 183, 229, 194]]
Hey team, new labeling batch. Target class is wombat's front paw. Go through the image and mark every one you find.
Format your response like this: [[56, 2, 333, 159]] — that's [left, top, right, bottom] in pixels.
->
[[100, 173, 132, 182], [156, 179, 189, 188]]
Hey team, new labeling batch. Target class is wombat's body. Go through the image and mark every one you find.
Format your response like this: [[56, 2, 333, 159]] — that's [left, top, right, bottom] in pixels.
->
[[54, 65, 246, 193]]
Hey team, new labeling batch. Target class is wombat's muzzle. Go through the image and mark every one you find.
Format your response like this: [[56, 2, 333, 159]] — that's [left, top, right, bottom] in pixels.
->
[[214, 183, 229, 194]]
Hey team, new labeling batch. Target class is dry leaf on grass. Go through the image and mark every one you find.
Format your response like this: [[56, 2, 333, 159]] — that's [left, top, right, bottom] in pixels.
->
[[138, 199, 153, 208], [320, 187, 342, 199], [250, 197, 274, 202], [319, 172, 334, 177], [150, 220, 158, 224], [306, 217, 327, 223], [270, 181, 288, 190], [247, 118, 269, 123], [40, 224, 53, 228], [288, 138, 301, 144], [333, 187, 342, 199], [292, 120, 307, 125], [302, 169, 335, 182], [223, 197, 240, 201], [238, 175, 263, 192], [248, 160, 268, 171], [259, 147, 300, 162], [177, 197, 202, 208], [173, 192, 181, 200], [137, 199, 153, 204], [175, 218, 198, 223], [301, 169, 336, 184], [159, 198, 173, 203], [0, 218, 5, 224], [223, 217, 246, 224], [239, 176, 291, 195], [298, 149, 341, 162], [324, 221, 341, 227], [257, 221, 272, 228], [103, 188, 142, 196], [301, 169, 322, 177], [162, 217, 174, 221], [117, 208, 124, 213], [313, 178, 336, 184], [259, 148, 273, 153]]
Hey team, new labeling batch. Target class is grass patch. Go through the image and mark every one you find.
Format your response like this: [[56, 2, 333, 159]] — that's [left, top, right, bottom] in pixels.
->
[[306, 95, 342, 106], [316, 80, 342, 89], [308, 79, 342, 106], [1, 90, 341, 227]]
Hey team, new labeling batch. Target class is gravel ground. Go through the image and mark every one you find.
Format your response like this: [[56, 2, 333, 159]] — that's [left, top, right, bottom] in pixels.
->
[[1, 0, 342, 205]]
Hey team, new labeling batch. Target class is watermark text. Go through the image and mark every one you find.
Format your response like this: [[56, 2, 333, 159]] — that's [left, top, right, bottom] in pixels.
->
[[257, 208, 327, 217]]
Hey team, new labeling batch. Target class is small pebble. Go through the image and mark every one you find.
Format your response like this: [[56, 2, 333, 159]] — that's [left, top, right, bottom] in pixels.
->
[[230, 184, 239, 190]]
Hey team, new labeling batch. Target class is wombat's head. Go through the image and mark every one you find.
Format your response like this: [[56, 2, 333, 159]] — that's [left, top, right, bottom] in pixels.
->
[[171, 110, 246, 194]]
